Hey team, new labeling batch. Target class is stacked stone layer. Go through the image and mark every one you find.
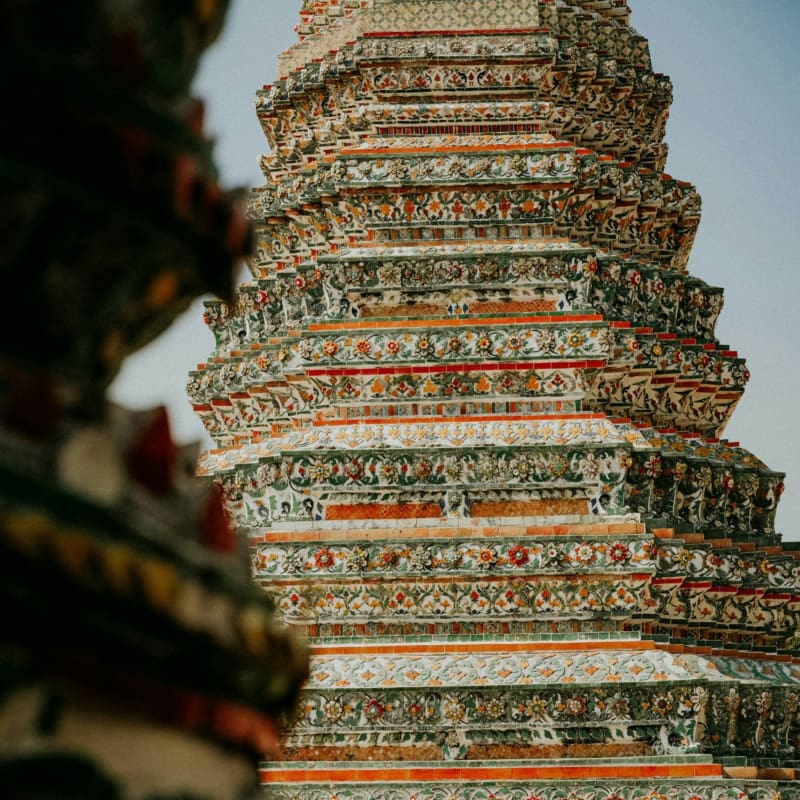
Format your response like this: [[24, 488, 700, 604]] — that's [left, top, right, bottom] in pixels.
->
[[192, 1, 800, 798]]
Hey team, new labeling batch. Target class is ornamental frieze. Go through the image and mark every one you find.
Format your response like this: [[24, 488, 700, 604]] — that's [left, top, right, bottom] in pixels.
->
[[265, 574, 796, 639], [349, 286, 584, 320], [260, 97, 669, 172], [248, 199, 703, 281], [264, 783, 781, 800], [589, 260, 723, 340], [657, 586, 794, 634], [302, 646, 724, 689], [656, 543, 797, 589], [317, 144, 661, 201], [253, 536, 653, 577], [284, 446, 630, 491], [325, 144, 579, 188], [297, 322, 614, 366], [213, 443, 635, 526], [330, 187, 574, 229], [323, 242, 594, 288], [191, 373, 587, 432], [363, 64, 556, 96], [626, 461, 781, 536], [354, 60, 669, 110], [264, 46, 668, 112], [202, 266, 721, 359], [198, 416, 648, 468], [625, 431, 784, 534], [285, 0, 648, 65], [188, 357, 748, 442], [285, 680, 800, 762], [275, 330, 740, 398], [272, 575, 648, 623], [206, 251, 723, 345], [354, 31, 559, 61], [257, 164, 700, 273], [291, 685, 706, 754], [306, 367, 591, 405], [213, 473, 638, 532], [187, 345, 746, 441]]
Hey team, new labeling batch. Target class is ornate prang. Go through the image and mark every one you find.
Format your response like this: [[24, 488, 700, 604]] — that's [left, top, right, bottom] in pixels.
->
[[195, 1, 800, 798]]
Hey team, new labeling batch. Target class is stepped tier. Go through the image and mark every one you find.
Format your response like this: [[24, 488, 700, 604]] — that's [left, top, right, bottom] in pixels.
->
[[245, 522, 798, 644], [274, 635, 800, 765], [261, 763, 782, 800], [192, 0, 800, 798], [250, 135, 697, 270]]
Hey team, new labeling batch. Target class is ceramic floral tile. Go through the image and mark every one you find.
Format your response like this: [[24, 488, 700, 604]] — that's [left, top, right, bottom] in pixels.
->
[[193, 0, 800, 794]]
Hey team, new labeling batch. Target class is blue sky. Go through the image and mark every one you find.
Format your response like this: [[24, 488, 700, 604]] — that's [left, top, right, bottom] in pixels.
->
[[111, 0, 800, 535]]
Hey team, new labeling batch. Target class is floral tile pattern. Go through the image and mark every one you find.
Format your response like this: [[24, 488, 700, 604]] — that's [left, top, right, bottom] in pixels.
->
[[193, 0, 800, 795]]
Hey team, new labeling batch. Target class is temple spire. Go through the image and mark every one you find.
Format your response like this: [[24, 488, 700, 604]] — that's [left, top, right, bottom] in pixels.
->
[[195, 1, 800, 796]]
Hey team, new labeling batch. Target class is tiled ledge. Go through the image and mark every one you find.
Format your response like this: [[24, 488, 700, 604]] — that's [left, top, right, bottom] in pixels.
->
[[306, 631, 667, 645], [250, 517, 646, 541], [308, 635, 658, 656], [263, 754, 721, 769], [261, 756, 724, 783]]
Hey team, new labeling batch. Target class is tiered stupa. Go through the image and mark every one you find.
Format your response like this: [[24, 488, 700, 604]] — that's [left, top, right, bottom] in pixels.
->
[[191, 1, 800, 798]]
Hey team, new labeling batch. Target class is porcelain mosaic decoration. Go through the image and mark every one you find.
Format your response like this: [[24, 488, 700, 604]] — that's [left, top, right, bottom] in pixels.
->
[[192, 0, 800, 797]]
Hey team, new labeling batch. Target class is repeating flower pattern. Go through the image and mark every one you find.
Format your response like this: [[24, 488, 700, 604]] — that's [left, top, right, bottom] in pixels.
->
[[198, 0, 797, 787], [268, 786, 777, 800]]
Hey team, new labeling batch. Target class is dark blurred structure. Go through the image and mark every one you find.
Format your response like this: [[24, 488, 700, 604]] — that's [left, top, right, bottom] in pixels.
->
[[0, 1, 307, 797]]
